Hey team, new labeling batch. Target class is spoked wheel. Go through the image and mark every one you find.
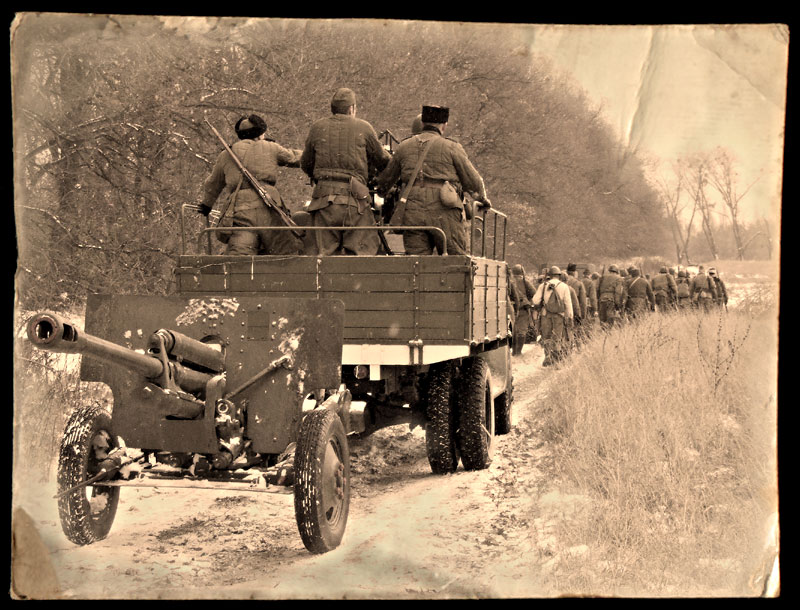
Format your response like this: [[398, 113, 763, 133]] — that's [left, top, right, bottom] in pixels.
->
[[424, 361, 459, 474], [456, 357, 495, 470], [56, 405, 120, 545], [294, 408, 350, 554]]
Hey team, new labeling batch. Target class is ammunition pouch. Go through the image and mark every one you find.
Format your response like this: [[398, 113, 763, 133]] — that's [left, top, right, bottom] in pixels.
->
[[439, 180, 463, 209], [349, 176, 372, 214]]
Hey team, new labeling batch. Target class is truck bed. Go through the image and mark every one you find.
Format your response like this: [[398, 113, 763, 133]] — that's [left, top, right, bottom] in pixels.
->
[[176, 254, 510, 365]]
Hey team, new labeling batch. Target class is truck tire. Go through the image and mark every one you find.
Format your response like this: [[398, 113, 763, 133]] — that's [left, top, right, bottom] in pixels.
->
[[495, 374, 513, 435], [294, 408, 350, 554], [424, 361, 459, 474], [456, 357, 494, 470], [56, 405, 120, 545]]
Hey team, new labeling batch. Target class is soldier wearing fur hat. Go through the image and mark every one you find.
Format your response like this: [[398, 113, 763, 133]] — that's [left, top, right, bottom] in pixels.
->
[[376, 105, 491, 255], [300, 87, 391, 255], [532, 266, 574, 366], [624, 267, 655, 318], [199, 114, 304, 255], [509, 264, 536, 356], [597, 265, 627, 327]]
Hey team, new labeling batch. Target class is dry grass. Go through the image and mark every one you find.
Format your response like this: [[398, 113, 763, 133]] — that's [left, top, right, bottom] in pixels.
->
[[538, 297, 778, 596], [13, 307, 112, 492]]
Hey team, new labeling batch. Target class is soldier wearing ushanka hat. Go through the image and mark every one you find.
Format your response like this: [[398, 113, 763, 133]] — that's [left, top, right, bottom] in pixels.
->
[[376, 104, 491, 255], [300, 87, 391, 255], [199, 113, 304, 255]]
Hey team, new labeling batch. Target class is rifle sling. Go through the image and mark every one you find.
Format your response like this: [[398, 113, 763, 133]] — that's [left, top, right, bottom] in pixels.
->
[[389, 137, 435, 225]]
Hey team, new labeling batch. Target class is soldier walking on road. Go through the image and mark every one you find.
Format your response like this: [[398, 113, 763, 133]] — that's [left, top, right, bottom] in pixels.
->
[[690, 265, 717, 312], [509, 264, 536, 356], [651, 266, 678, 311], [300, 88, 391, 255], [377, 105, 491, 255], [199, 114, 304, 255], [624, 267, 655, 318], [564, 265, 586, 346], [708, 267, 728, 310], [582, 269, 598, 319], [597, 265, 626, 327], [532, 266, 574, 366], [676, 270, 692, 309]]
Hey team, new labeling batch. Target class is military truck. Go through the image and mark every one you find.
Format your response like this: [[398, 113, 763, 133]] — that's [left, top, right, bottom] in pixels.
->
[[25, 206, 513, 554]]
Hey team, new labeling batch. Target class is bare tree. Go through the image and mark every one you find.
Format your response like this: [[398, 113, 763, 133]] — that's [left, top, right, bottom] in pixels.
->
[[681, 154, 721, 260], [706, 147, 760, 260]]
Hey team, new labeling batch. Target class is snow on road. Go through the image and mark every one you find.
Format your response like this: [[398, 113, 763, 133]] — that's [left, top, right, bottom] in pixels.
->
[[13, 342, 589, 599]]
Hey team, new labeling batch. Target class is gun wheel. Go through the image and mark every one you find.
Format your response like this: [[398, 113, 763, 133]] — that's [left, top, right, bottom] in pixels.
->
[[424, 361, 459, 474], [294, 408, 350, 554], [456, 357, 495, 470], [56, 405, 120, 545]]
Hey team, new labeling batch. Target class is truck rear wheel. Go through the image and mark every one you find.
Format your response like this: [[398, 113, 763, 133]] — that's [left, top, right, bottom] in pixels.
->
[[495, 373, 513, 435], [294, 408, 350, 554], [456, 357, 494, 470], [424, 361, 459, 474], [56, 405, 120, 545]]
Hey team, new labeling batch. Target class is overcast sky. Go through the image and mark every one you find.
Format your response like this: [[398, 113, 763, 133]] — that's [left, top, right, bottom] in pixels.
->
[[525, 23, 788, 223]]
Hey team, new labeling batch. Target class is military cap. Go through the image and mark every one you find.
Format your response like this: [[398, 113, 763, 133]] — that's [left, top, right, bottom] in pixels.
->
[[583, 269, 591, 276], [331, 87, 357, 113], [548, 265, 561, 276], [608, 264, 619, 273], [591, 272, 599, 279], [422, 105, 450, 124], [511, 264, 525, 276], [629, 268, 640, 277], [660, 266, 668, 273], [235, 114, 267, 140], [567, 262, 577, 273], [708, 267, 717, 276], [411, 114, 424, 135], [678, 270, 688, 278]]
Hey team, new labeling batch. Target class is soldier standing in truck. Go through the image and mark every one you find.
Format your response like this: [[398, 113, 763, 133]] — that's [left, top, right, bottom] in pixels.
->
[[300, 87, 391, 255], [376, 105, 491, 255], [198, 114, 304, 255]]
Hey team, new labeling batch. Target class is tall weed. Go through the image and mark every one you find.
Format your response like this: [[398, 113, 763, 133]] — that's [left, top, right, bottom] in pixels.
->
[[540, 307, 778, 596]]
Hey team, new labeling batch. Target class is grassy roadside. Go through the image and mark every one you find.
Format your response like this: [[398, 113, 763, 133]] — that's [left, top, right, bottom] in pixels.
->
[[536, 296, 779, 596]]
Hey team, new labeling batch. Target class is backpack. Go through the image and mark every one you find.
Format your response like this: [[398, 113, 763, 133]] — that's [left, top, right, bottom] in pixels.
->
[[545, 282, 565, 314], [677, 279, 690, 298], [651, 274, 669, 295]]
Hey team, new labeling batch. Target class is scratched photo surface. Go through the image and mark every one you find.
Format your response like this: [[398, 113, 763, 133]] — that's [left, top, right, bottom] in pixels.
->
[[12, 15, 784, 599]]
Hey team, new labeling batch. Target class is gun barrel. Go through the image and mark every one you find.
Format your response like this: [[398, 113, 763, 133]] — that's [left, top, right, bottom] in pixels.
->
[[27, 312, 164, 379], [149, 329, 225, 373]]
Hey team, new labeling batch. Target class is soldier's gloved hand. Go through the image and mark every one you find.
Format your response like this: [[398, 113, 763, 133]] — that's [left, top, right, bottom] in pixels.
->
[[476, 195, 492, 209], [197, 203, 213, 217]]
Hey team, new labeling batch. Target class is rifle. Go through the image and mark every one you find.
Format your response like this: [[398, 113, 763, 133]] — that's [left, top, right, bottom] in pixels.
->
[[205, 119, 304, 239], [372, 129, 402, 255]]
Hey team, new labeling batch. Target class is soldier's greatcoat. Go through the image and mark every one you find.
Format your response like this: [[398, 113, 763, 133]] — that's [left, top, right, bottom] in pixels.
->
[[300, 113, 390, 255], [201, 139, 303, 255], [377, 126, 487, 255], [651, 271, 678, 310]]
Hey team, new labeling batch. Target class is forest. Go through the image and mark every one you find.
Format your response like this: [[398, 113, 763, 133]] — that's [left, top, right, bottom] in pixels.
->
[[12, 16, 770, 308]]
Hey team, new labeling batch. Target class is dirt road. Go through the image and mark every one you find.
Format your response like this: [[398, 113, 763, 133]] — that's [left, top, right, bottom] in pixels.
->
[[13, 342, 587, 599]]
